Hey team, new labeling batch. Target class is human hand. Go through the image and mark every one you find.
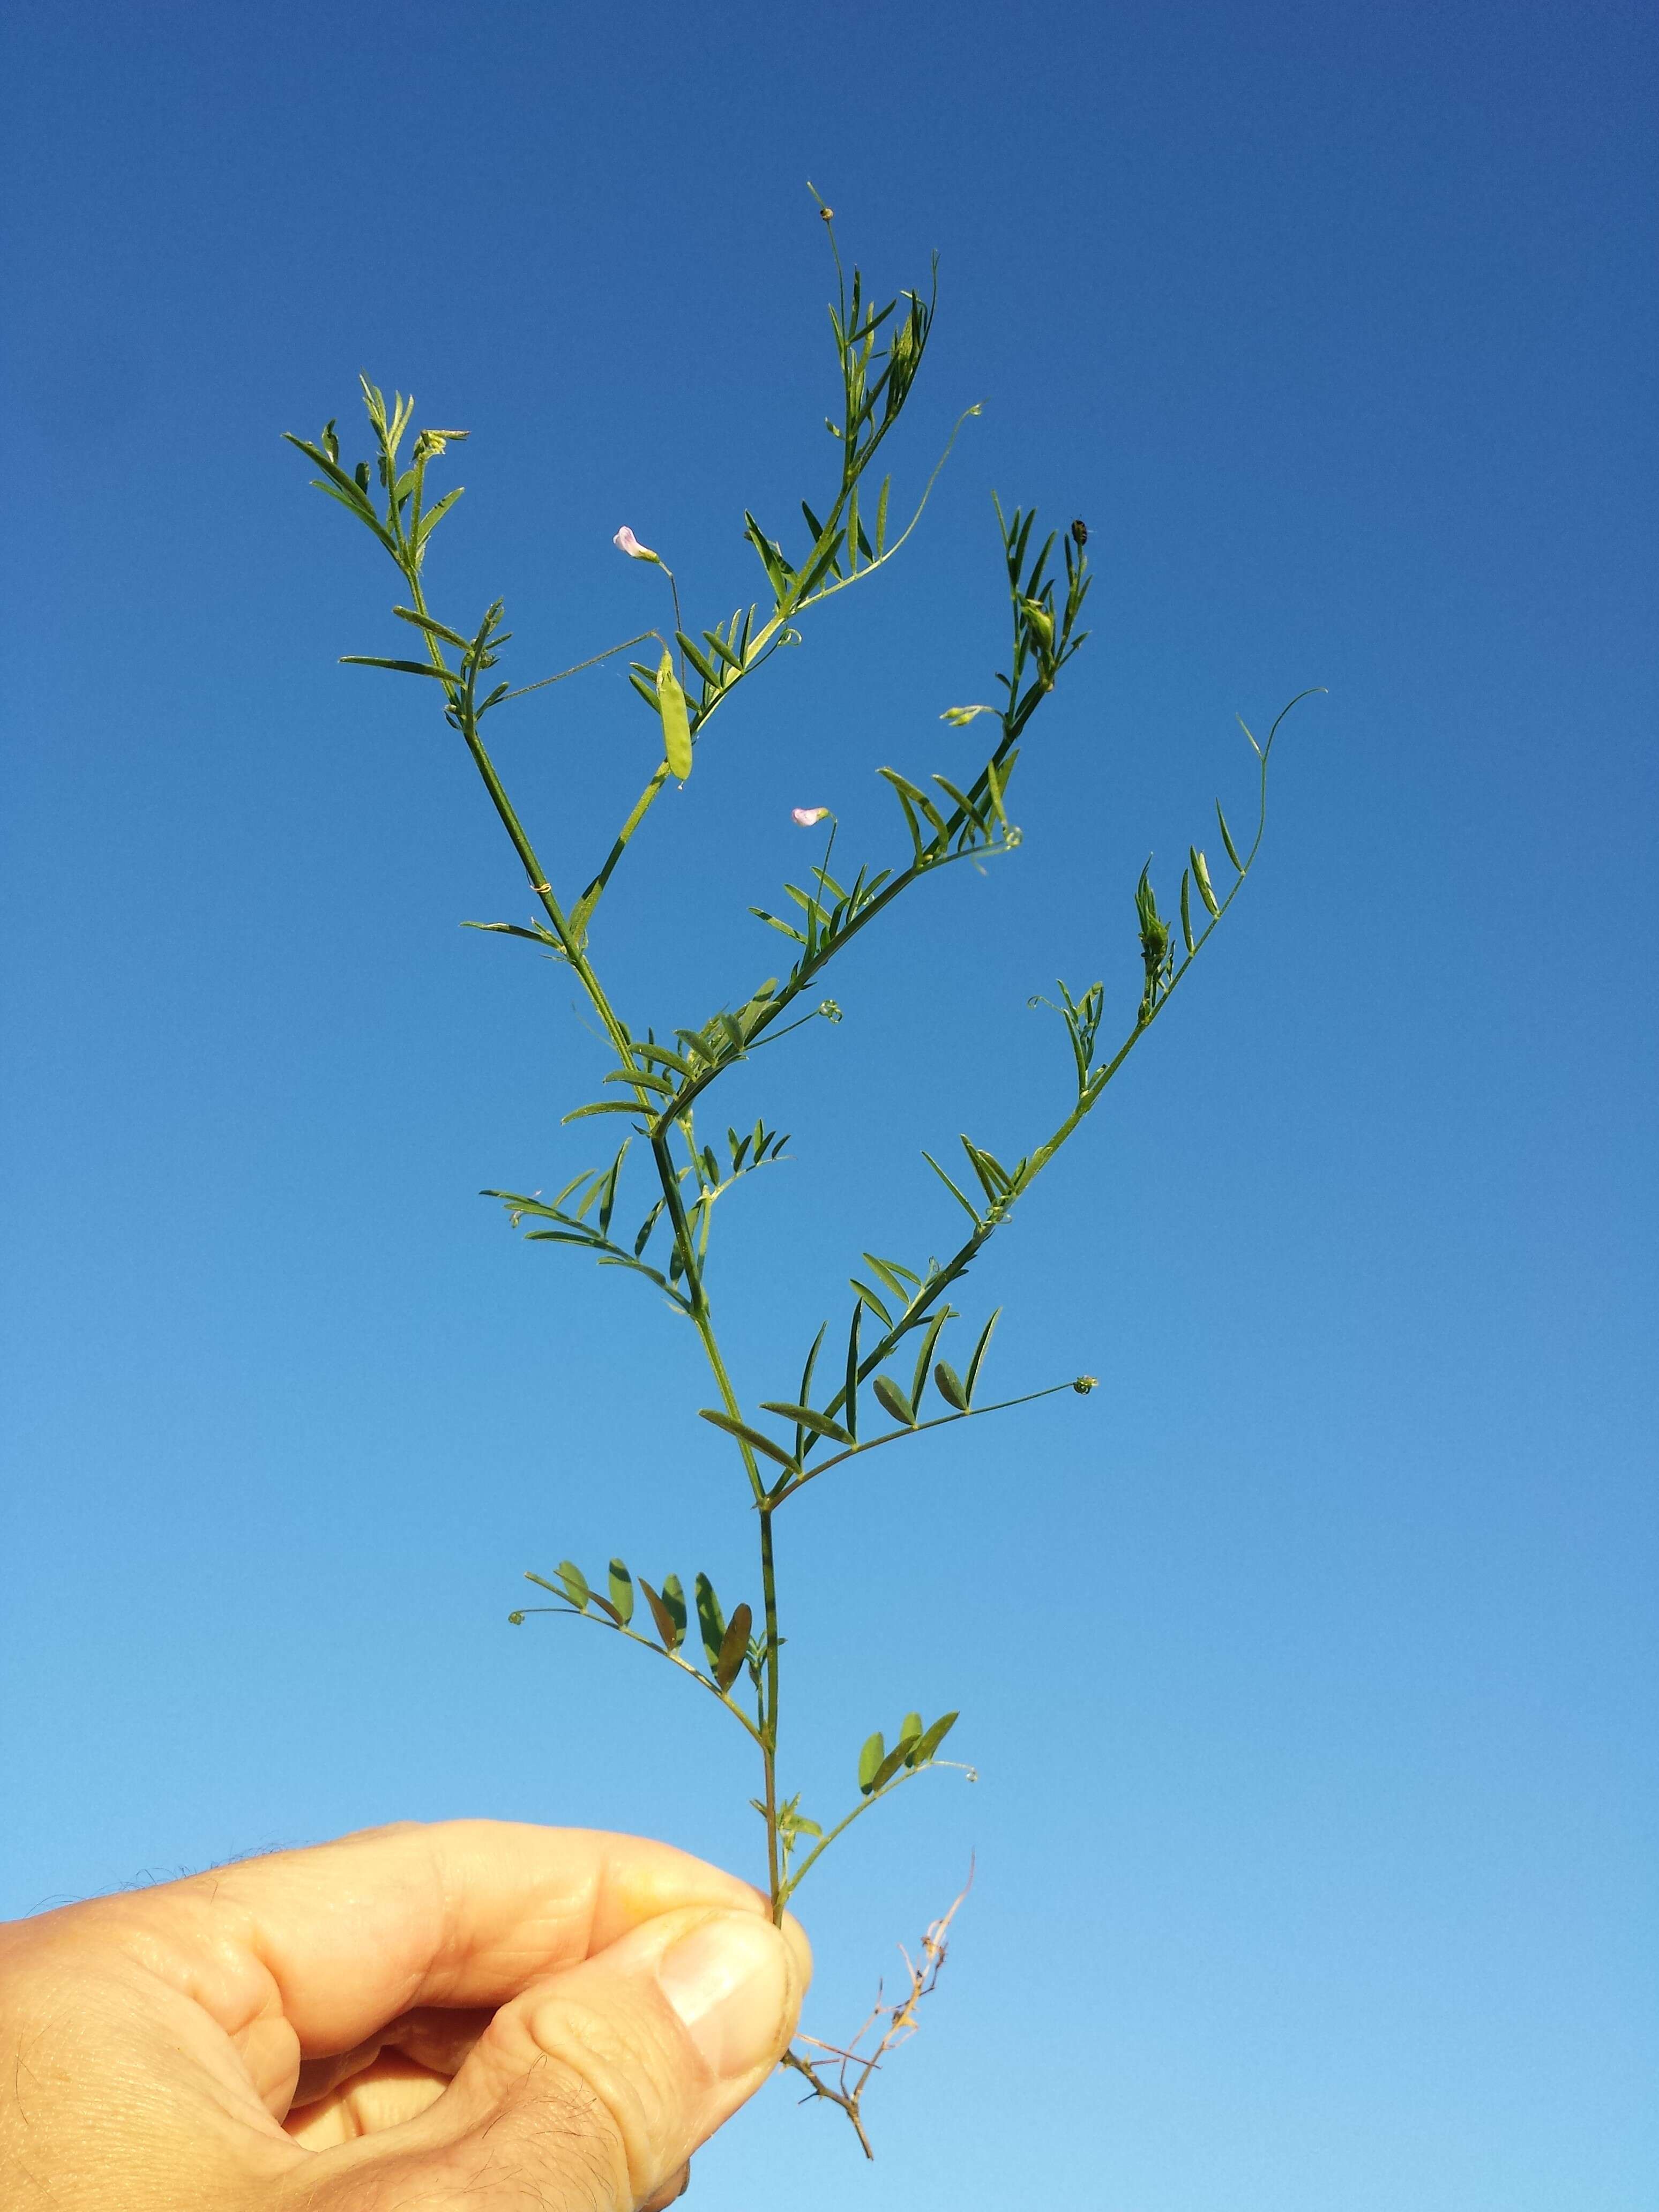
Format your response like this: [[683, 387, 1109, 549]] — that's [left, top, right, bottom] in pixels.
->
[[0, 1818, 811, 2209]]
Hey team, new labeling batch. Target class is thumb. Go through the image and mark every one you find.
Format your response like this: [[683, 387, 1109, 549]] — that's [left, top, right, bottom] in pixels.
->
[[294, 1904, 810, 2211]]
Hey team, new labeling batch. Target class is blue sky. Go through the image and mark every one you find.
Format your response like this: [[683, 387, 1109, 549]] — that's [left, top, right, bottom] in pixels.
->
[[2, 2, 1654, 2206]]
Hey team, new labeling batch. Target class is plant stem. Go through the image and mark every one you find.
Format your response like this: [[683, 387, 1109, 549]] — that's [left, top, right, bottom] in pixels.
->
[[758, 1504, 783, 1918]]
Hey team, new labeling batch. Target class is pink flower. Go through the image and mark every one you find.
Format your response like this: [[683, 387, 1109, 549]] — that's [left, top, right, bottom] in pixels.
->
[[791, 806, 830, 826], [613, 526, 660, 563]]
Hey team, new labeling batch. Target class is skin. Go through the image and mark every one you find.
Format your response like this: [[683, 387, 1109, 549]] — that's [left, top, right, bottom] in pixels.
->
[[0, 1819, 812, 2210]]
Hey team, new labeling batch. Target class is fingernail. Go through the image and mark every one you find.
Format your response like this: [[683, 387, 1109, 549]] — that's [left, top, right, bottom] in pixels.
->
[[657, 1913, 790, 2079]]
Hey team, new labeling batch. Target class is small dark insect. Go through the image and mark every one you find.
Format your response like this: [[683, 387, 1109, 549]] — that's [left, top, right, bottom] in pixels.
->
[[1071, 518, 1088, 546]]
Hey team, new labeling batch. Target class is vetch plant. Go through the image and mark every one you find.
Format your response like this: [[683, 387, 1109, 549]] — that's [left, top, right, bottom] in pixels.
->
[[287, 198, 1320, 2155]]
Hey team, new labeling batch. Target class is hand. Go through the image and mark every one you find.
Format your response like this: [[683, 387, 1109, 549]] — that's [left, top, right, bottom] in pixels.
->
[[0, 1818, 811, 2209]]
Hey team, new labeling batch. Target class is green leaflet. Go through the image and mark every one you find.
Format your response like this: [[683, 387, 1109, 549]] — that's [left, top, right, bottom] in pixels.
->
[[934, 1359, 969, 1411], [872, 1374, 915, 1428], [699, 1583, 730, 1663], [909, 1310, 952, 1410], [843, 1300, 862, 1443], [965, 1308, 1001, 1405], [1216, 800, 1244, 872], [661, 1573, 688, 1645], [392, 604, 470, 649], [608, 1558, 636, 1627], [923, 1149, 984, 1228], [714, 1604, 752, 1692], [639, 1578, 681, 1654], [869, 1737, 916, 1791], [1191, 846, 1221, 918], [857, 1731, 885, 1793], [556, 1559, 590, 1610], [697, 1408, 801, 1472], [862, 1252, 920, 1301], [657, 652, 693, 781], [910, 1710, 958, 1765], [415, 485, 464, 545], [339, 655, 457, 681], [759, 1401, 854, 1446], [695, 1573, 727, 1673]]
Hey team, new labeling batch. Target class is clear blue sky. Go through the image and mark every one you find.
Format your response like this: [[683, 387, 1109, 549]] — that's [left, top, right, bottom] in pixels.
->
[[2, 3, 1654, 2206]]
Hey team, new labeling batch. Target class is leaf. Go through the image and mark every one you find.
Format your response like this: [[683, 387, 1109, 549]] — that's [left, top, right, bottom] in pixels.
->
[[661, 1573, 688, 1646], [744, 511, 792, 606], [608, 1558, 635, 1627], [714, 1603, 752, 1691], [697, 1408, 801, 1473], [562, 1100, 648, 1122], [934, 1359, 969, 1411], [1190, 846, 1221, 918], [858, 1731, 886, 1793], [965, 1309, 1001, 1406], [656, 651, 693, 781], [878, 767, 948, 839], [863, 1252, 921, 1298], [961, 1138, 1013, 1201], [556, 1559, 590, 1611], [870, 1738, 917, 1791], [909, 1310, 952, 1410], [910, 1710, 959, 1765], [923, 1150, 983, 1228], [695, 1573, 727, 1672], [633, 1199, 665, 1256], [797, 527, 848, 599], [872, 1374, 915, 1428], [932, 774, 991, 836], [1180, 869, 1196, 956], [850, 1279, 894, 1328], [898, 1712, 923, 1748], [416, 485, 465, 544], [1216, 801, 1245, 872], [843, 1300, 862, 1443], [307, 475, 390, 535], [759, 1401, 854, 1446], [676, 632, 722, 689], [639, 1578, 681, 1654], [798, 1321, 827, 1415], [603, 1066, 675, 1096], [339, 656, 458, 681], [392, 605, 471, 649], [639, 1042, 695, 1079]]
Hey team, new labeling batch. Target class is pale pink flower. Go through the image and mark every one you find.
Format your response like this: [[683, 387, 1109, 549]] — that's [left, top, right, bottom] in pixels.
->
[[613, 526, 660, 563], [791, 806, 830, 826]]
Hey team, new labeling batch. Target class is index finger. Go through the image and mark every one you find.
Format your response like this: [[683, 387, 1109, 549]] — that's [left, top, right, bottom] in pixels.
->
[[51, 1819, 769, 2058]]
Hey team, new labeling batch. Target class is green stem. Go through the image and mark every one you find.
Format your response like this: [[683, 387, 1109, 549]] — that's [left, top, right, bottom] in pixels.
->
[[778, 1760, 938, 1903], [758, 1505, 783, 1918]]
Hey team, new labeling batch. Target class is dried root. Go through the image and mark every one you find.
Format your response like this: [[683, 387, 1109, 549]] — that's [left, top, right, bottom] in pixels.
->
[[780, 1867, 973, 2158]]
